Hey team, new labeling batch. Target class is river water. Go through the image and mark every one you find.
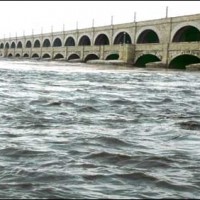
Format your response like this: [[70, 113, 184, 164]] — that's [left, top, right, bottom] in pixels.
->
[[0, 58, 200, 199]]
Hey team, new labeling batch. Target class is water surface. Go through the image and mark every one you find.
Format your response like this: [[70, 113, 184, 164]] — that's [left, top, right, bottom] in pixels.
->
[[0, 59, 200, 199]]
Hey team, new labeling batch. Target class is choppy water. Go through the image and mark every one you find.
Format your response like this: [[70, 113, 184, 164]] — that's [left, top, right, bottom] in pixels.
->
[[0, 58, 200, 199]]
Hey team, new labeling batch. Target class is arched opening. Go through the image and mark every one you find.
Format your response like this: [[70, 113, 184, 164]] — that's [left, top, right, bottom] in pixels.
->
[[54, 53, 64, 59], [53, 38, 62, 47], [68, 54, 80, 60], [42, 54, 51, 58], [172, 26, 200, 42], [114, 32, 132, 44], [95, 34, 110, 45], [0, 43, 4, 49], [106, 54, 119, 60], [8, 53, 13, 57], [24, 53, 29, 58], [17, 41, 22, 48], [43, 39, 51, 47], [65, 37, 75, 46], [5, 43, 9, 49], [135, 54, 161, 67], [84, 54, 99, 62], [137, 29, 159, 43], [169, 54, 200, 69], [78, 35, 91, 46], [26, 41, 32, 48], [11, 42, 16, 48], [15, 53, 20, 57], [34, 40, 40, 48], [32, 53, 39, 58]]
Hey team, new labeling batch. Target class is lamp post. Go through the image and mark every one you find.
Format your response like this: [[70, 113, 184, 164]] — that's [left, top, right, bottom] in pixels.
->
[[63, 24, 65, 32], [134, 12, 136, 22], [166, 6, 169, 18], [111, 15, 113, 25], [92, 18, 94, 28]]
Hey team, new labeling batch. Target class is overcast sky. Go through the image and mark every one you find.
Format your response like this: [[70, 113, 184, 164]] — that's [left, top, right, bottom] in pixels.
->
[[1, 1, 200, 38]]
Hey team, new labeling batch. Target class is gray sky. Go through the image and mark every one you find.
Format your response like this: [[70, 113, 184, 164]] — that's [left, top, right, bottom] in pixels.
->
[[1, 1, 200, 38]]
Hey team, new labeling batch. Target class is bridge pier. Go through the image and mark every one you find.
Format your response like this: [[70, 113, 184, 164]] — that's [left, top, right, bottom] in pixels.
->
[[65, 47, 68, 60], [161, 43, 170, 68], [81, 46, 85, 61], [119, 44, 135, 64], [100, 46, 104, 60]]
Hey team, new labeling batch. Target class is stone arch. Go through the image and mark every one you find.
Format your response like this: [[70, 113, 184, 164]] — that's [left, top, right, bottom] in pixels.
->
[[134, 54, 161, 67], [106, 54, 119, 60], [171, 22, 200, 42], [0, 43, 4, 49], [94, 33, 110, 45], [172, 25, 200, 42], [32, 53, 40, 58], [136, 26, 161, 44], [17, 41, 22, 48], [26, 40, 32, 48], [53, 37, 62, 47], [113, 31, 132, 44], [43, 38, 51, 47], [33, 39, 41, 48], [15, 53, 20, 57], [42, 53, 51, 58], [23, 53, 29, 58], [137, 29, 160, 43], [169, 54, 200, 69], [78, 35, 91, 46], [67, 53, 80, 60], [5, 42, 9, 49], [84, 53, 99, 62], [8, 53, 13, 57], [65, 36, 76, 46], [54, 53, 64, 59], [11, 41, 16, 48]]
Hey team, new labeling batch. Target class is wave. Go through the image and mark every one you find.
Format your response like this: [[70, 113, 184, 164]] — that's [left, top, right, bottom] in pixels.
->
[[116, 171, 159, 182], [0, 147, 49, 157], [135, 156, 173, 168], [47, 101, 62, 106], [110, 98, 135, 105], [94, 136, 131, 147], [177, 120, 200, 130], [77, 106, 99, 113], [155, 180, 196, 191], [82, 171, 159, 182], [84, 151, 133, 165]]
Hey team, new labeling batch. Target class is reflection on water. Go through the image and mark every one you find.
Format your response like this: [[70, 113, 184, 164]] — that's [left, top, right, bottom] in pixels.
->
[[0, 58, 200, 199]]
